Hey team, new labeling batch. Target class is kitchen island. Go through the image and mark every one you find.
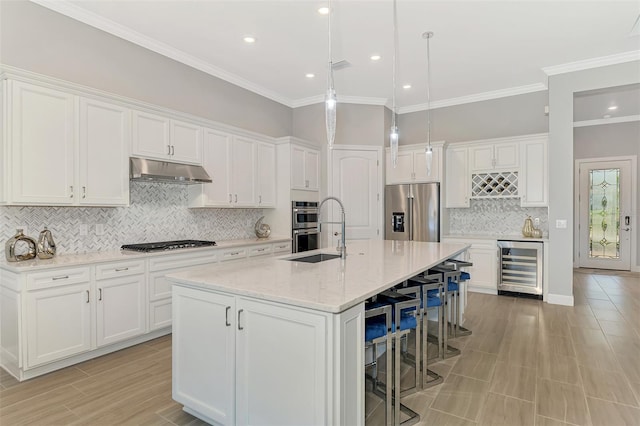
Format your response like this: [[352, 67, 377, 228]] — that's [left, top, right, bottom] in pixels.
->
[[166, 239, 469, 426]]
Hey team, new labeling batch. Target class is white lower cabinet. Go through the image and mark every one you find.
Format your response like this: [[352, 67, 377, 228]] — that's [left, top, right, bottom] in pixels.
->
[[26, 282, 92, 368], [95, 274, 146, 347], [466, 242, 498, 294], [173, 286, 331, 426]]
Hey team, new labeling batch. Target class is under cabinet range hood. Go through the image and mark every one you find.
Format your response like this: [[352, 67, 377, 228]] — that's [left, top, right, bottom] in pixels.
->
[[129, 157, 212, 184]]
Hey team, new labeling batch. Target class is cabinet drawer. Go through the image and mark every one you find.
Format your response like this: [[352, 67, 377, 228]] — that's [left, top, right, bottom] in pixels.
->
[[95, 260, 145, 280], [149, 250, 217, 272], [249, 245, 272, 257], [272, 241, 292, 253], [26, 267, 91, 290], [220, 248, 248, 262]]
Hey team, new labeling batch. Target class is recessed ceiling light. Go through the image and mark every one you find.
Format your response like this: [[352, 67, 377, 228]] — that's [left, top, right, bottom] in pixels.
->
[[243, 36, 256, 44], [305, 73, 315, 78], [403, 84, 412, 89], [370, 55, 381, 61], [318, 7, 329, 15], [608, 105, 618, 110]]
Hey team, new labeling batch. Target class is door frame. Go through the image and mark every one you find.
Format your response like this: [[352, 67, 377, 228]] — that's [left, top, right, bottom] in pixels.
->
[[573, 155, 637, 271], [327, 145, 384, 243]]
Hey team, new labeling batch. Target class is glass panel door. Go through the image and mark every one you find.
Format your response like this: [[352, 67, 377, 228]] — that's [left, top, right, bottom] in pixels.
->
[[588, 168, 620, 260]]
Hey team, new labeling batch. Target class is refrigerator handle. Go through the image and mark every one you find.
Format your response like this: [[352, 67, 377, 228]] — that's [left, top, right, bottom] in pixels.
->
[[408, 196, 414, 240]]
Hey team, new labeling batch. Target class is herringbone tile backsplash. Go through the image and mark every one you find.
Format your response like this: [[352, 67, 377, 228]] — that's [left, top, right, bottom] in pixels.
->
[[1, 182, 264, 257]]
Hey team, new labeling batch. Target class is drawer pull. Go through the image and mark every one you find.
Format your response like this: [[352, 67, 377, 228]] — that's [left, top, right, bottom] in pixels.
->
[[52, 275, 69, 281], [257, 248, 266, 252], [98, 288, 103, 301], [230, 252, 240, 256], [238, 309, 244, 330], [86, 290, 90, 303], [115, 267, 129, 272], [225, 306, 231, 326]]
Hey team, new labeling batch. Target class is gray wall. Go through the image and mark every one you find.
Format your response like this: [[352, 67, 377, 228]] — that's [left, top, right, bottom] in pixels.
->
[[292, 103, 386, 146], [398, 91, 549, 145], [0, 0, 292, 137], [548, 60, 640, 302], [574, 121, 640, 265]]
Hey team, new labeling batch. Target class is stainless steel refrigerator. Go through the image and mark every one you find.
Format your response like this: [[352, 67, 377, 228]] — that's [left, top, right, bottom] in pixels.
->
[[385, 183, 440, 242]]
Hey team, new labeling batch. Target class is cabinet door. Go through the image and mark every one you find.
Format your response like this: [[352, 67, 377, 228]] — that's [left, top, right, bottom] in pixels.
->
[[200, 129, 232, 206], [467, 247, 498, 292], [304, 149, 320, 190], [445, 147, 470, 208], [173, 286, 236, 426], [26, 283, 92, 367], [469, 145, 494, 172], [132, 110, 171, 160], [236, 298, 328, 426], [494, 143, 519, 169], [171, 120, 202, 164], [520, 140, 547, 207], [291, 145, 306, 189], [79, 98, 129, 206], [96, 275, 146, 347], [10, 81, 76, 204], [231, 137, 256, 206], [256, 142, 276, 207], [385, 150, 414, 184], [413, 147, 441, 182]]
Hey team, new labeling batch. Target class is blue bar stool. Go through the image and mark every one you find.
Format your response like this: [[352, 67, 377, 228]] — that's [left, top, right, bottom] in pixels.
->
[[366, 291, 421, 426], [365, 302, 393, 426], [395, 278, 444, 390], [431, 261, 473, 338]]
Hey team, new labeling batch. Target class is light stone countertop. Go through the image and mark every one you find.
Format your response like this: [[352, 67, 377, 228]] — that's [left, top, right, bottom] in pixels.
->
[[442, 234, 549, 242], [166, 239, 470, 314], [0, 236, 291, 273]]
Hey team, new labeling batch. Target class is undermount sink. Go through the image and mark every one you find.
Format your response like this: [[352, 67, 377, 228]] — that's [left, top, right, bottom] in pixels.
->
[[287, 253, 342, 263]]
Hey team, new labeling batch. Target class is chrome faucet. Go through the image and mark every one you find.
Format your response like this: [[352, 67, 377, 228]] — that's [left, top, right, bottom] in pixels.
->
[[318, 196, 347, 259]]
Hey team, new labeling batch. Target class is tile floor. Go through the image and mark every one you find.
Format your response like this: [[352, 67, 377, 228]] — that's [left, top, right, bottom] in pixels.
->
[[0, 270, 638, 425]]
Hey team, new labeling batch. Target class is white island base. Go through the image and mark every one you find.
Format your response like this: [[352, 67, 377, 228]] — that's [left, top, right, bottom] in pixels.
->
[[168, 240, 469, 426]]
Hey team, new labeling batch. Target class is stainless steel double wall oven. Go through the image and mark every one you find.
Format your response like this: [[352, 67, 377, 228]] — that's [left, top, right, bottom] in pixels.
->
[[291, 201, 320, 253]]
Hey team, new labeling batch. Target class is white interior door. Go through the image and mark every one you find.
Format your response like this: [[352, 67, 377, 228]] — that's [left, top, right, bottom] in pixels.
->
[[330, 148, 381, 246], [578, 159, 632, 270]]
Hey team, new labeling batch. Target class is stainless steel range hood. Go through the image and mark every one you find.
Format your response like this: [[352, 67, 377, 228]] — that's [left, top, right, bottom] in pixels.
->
[[129, 157, 212, 184]]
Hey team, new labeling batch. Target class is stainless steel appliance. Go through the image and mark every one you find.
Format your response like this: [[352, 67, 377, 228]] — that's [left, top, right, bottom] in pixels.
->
[[129, 157, 212, 184], [385, 183, 440, 242], [121, 240, 216, 252], [292, 201, 320, 253], [497, 240, 543, 298]]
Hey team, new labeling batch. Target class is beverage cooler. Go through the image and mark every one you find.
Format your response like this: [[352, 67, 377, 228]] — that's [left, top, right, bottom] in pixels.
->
[[497, 240, 543, 298]]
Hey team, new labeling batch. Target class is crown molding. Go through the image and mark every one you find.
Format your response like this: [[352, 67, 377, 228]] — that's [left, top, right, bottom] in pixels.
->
[[291, 94, 388, 108], [30, 0, 296, 108], [573, 115, 640, 128], [542, 50, 640, 76], [397, 83, 548, 114]]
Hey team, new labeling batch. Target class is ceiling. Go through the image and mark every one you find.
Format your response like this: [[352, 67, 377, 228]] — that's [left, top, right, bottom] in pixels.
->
[[574, 84, 640, 122], [35, 0, 640, 111]]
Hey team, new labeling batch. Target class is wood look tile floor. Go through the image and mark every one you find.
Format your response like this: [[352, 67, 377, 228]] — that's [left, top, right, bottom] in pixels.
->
[[1, 270, 639, 426]]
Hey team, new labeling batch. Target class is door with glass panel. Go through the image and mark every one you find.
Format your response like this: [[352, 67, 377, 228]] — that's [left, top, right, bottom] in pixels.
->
[[578, 159, 632, 270]]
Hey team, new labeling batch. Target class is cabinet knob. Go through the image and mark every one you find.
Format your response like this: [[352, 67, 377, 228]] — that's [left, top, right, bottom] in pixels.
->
[[171, 145, 175, 156], [86, 290, 90, 303], [238, 309, 244, 330], [229, 194, 232, 203], [167, 145, 171, 155], [225, 306, 231, 326], [259, 195, 262, 204], [234, 194, 238, 203], [70, 186, 74, 198], [82, 186, 86, 199]]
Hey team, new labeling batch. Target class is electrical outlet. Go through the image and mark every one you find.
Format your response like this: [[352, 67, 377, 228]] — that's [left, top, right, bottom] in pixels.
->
[[79, 224, 88, 236], [555, 219, 567, 229], [534, 217, 540, 227], [95, 224, 105, 236]]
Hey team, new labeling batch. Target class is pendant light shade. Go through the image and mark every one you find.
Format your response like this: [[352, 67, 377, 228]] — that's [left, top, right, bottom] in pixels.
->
[[325, 1, 336, 150], [423, 31, 434, 176], [390, 0, 399, 167]]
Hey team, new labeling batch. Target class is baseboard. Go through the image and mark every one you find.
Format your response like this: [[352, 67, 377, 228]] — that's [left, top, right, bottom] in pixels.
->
[[547, 293, 574, 306], [467, 286, 498, 295]]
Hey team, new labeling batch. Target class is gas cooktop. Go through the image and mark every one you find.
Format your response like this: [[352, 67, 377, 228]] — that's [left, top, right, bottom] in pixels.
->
[[121, 240, 217, 253]]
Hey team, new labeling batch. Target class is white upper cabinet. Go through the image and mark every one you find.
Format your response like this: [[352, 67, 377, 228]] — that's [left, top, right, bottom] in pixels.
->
[[445, 146, 470, 208], [9, 81, 76, 205], [385, 144, 442, 184], [189, 130, 275, 208], [5, 81, 129, 206], [291, 145, 320, 191], [256, 142, 276, 207], [469, 142, 518, 172], [231, 136, 257, 207], [79, 98, 129, 206], [132, 110, 202, 164], [520, 137, 548, 207]]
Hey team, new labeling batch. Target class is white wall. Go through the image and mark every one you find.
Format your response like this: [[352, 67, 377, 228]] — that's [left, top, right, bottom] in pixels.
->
[[574, 121, 640, 266], [548, 60, 640, 305]]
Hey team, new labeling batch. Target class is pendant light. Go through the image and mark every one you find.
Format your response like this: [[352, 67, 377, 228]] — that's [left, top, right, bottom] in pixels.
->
[[390, 0, 399, 167], [325, 0, 337, 150], [423, 31, 434, 176]]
